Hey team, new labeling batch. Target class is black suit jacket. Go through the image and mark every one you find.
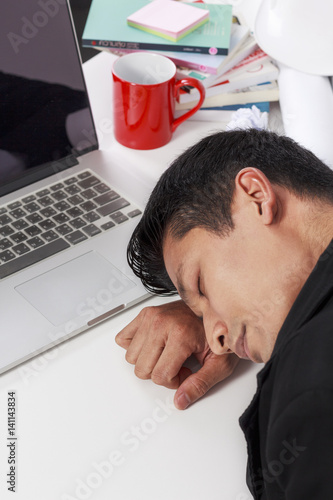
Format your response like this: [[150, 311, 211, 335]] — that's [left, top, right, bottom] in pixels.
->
[[239, 239, 333, 499]]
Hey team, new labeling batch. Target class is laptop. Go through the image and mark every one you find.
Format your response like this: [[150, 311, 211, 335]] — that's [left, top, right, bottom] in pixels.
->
[[0, 0, 150, 374]]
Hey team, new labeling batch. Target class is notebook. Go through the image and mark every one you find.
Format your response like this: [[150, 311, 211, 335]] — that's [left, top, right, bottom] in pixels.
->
[[0, 0, 150, 374]]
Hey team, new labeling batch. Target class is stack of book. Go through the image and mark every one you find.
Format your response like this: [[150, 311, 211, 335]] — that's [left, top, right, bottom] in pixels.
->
[[82, 0, 279, 120]]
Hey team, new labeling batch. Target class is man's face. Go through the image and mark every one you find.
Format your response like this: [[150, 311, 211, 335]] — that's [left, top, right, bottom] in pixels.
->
[[163, 207, 306, 363]]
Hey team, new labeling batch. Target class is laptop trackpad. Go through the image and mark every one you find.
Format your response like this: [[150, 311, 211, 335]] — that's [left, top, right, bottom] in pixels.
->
[[16, 252, 136, 326]]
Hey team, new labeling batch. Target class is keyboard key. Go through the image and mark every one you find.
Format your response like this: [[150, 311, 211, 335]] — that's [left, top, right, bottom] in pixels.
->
[[0, 208, 8, 215], [101, 221, 115, 231], [53, 213, 70, 224], [39, 195, 54, 207], [82, 224, 101, 237], [0, 250, 15, 263], [97, 198, 130, 217], [83, 211, 100, 223], [27, 236, 45, 249], [128, 209, 142, 218], [22, 195, 37, 204], [68, 194, 84, 206], [8, 201, 22, 210], [56, 224, 73, 236], [0, 214, 13, 226], [42, 230, 59, 242], [51, 190, 67, 201], [0, 239, 70, 279], [80, 201, 97, 212], [50, 182, 64, 191], [65, 230, 88, 245], [65, 184, 81, 195], [25, 202, 41, 213], [78, 175, 100, 189], [81, 188, 97, 200], [12, 219, 29, 230], [78, 171, 91, 179], [11, 231, 27, 244], [26, 213, 43, 224], [54, 201, 70, 212], [64, 176, 78, 186], [110, 213, 128, 224], [36, 188, 51, 198], [70, 217, 87, 229], [0, 238, 12, 251], [41, 207, 57, 218], [111, 211, 124, 219], [0, 225, 15, 237], [39, 219, 56, 231], [25, 225, 42, 237], [67, 207, 83, 218], [12, 243, 30, 255], [94, 183, 111, 194], [9, 208, 27, 219], [94, 191, 120, 206]]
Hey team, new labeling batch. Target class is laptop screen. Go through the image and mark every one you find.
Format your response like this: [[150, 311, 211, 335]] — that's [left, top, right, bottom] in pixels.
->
[[0, 0, 98, 196]]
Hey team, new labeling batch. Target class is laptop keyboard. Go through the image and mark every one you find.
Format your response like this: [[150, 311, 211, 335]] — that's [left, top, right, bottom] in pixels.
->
[[0, 170, 141, 279]]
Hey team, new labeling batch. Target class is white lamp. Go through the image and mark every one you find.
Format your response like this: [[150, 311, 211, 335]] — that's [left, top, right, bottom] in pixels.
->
[[253, 0, 333, 168], [254, 0, 333, 76]]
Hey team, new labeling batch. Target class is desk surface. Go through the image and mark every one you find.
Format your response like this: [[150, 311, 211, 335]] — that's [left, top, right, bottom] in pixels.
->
[[0, 2, 281, 497]]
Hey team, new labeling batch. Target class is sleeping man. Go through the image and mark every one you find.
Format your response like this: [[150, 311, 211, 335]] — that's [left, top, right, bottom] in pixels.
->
[[116, 129, 333, 499]]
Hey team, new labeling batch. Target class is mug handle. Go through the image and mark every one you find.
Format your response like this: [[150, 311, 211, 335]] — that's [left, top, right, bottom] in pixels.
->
[[171, 77, 206, 132]]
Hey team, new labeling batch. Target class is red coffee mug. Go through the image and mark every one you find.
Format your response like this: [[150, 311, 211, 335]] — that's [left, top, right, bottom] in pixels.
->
[[112, 52, 205, 150]]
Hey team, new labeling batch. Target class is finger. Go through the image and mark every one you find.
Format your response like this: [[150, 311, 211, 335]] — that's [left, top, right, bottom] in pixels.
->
[[178, 366, 192, 385], [115, 317, 141, 349], [123, 325, 152, 365], [134, 341, 165, 379], [150, 340, 194, 389], [174, 354, 239, 410]]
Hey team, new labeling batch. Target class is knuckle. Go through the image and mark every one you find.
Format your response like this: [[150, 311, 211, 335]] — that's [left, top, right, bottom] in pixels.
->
[[172, 324, 186, 340], [115, 335, 126, 347], [140, 306, 156, 321], [190, 376, 210, 398], [151, 368, 174, 387], [134, 365, 151, 380], [150, 312, 165, 331], [139, 306, 166, 331]]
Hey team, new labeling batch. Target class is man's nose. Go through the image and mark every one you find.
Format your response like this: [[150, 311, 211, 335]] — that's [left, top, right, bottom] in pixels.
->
[[203, 310, 230, 355]]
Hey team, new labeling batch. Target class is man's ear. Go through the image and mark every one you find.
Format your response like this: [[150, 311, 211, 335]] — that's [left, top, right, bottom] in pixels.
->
[[235, 168, 277, 225]]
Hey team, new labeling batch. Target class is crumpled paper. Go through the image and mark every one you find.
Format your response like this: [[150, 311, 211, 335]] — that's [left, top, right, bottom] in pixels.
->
[[226, 105, 268, 131]]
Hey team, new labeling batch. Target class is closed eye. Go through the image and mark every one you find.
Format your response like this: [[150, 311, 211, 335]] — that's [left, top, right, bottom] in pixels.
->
[[198, 275, 204, 297]]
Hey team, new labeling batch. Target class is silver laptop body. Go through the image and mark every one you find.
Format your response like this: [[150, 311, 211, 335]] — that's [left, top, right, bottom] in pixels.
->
[[0, 0, 150, 374]]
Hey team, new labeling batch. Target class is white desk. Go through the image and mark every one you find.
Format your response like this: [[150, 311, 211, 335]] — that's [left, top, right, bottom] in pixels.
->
[[0, 24, 278, 500]]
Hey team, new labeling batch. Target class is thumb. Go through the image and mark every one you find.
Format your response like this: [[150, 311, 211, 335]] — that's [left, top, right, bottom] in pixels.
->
[[174, 355, 232, 410], [174, 360, 223, 410]]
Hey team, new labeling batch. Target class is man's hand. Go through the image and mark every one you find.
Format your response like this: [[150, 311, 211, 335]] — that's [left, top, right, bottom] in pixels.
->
[[115, 300, 239, 410]]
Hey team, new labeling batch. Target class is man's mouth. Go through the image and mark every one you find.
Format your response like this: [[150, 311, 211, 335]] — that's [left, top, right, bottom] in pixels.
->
[[234, 326, 252, 361]]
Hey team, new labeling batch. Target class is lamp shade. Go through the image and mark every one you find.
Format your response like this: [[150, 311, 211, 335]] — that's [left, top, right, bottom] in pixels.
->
[[254, 0, 333, 75]]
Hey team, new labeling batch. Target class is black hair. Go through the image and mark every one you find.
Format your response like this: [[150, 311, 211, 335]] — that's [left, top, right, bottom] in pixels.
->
[[128, 129, 333, 295]]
